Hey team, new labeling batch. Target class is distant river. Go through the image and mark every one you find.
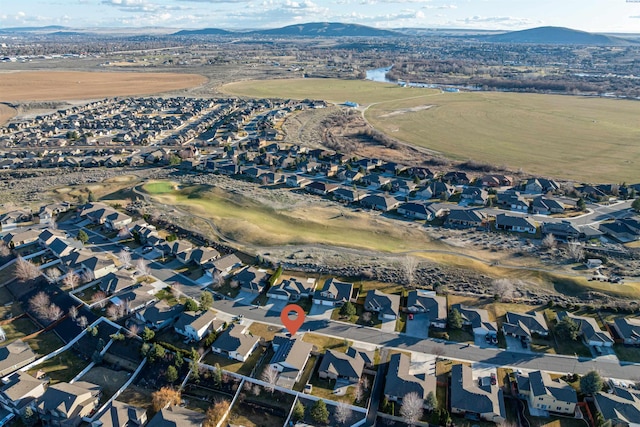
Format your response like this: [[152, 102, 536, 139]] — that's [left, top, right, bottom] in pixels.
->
[[365, 66, 393, 83]]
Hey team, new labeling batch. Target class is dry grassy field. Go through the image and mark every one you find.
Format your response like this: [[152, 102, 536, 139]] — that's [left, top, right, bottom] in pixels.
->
[[0, 103, 17, 126], [0, 70, 206, 104], [222, 78, 640, 183]]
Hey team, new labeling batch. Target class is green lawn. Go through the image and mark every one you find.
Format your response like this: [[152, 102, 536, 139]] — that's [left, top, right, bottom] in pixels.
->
[[27, 331, 64, 356], [28, 350, 90, 384], [142, 181, 178, 195], [203, 346, 264, 377], [293, 354, 317, 392], [301, 333, 352, 353], [331, 304, 382, 329], [1, 317, 39, 343], [613, 344, 640, 363]]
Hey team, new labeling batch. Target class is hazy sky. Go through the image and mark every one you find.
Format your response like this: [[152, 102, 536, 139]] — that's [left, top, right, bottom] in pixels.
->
[[1, 0, 639, 32]]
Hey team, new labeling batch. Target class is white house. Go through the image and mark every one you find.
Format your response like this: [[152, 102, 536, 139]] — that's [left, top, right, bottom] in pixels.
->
[[174, 310, 222, 342], [211, 324, 260, 362]]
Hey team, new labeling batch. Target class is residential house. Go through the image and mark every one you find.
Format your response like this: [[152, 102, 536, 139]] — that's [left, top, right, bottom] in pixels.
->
[[450, 304, 498, 338], [495, 214, 537, 234], [318, 347, 371, 382], [599, 218, 640, 243], [305, 181, 339, 196], [481, 174, 513, 188], [38, 229, 66, 247], [445, 209, 487, 229], [502, 312, 549, 342], [612, 317, 640, 346], [111, 285, 157, 315], [594, 387, 640, 427], [2, 229, 40, 248], [360, 174, 391, 189], [0, 372, 46, 416], [313, 278, 354, 307], [0, 210, 32, 231], [496, 191, 528, 212], [524, 178, 559, 194], [135, 300, 184, 331], [38, 203, 70, 225], [233, 266, 270, 294], [49, 237, 80, 258], [210, 253, 243, 278], [286, 175, 311, 188], [269, 335, 313, 387], [92, 400, 147, 427], [384, 353, 436, 406], [267, 277, 316, 302], [516, 370, 577, 415], [542, 221, 581, 241], [188, 247, 220, 266], [364, 290, 400, 320], [397, 202, 445, 221], [79, 203, 132, 231], [419, 181, 455, 200], [174, 310, 223, 342], [450, 364, 506, 423], [146, 406, 205, 427], [406, 290, 447, 329], [100, 271, 135, 295], [211, 324, 260, 362], [391, 179, 417, 195], [460, 187, 488, 206], [557, 312, 614, 348], [531, 196, 565, 215], [36, 381, 101, 427], [443, 171, 470, 185], [360, 194, 400, 212], [79, 253, 118, 280], [333, 187, 367, 203], [0, 340, 37, 377]]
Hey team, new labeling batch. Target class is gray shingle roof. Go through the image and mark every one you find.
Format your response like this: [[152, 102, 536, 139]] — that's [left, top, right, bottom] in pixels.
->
[[450, 364, 505, 418], [384, 353, 436, 401], [364, 290, 400, 318], [528, 370, 576, 403]]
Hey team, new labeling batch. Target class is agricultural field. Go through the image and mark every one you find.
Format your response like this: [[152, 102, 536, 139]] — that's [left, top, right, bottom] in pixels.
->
[[0, 71, 207, 104], [222, 78, 640, 183]]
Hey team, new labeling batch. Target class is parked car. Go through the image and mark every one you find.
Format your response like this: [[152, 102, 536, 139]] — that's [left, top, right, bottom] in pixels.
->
[[408, 313, 414, 320], [490, 373, 497, 385]]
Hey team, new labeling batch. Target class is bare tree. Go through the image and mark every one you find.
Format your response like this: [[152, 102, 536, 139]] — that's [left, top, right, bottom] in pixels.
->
[[68, 305, 78, 320], [29, 292, 51, 318], [361, 376, 370, 391], [492, 279, 514, 301], [402, 256, 419, 287], [335, 401, 352, 425], [400, 392, 424, 426], [136, 258, 150, 278], [117, 227, 130, 238], [46, 268, 61, 283], [76, 316, 88, 329], [261, 366, 278, 393], [127, 324, 140, 338], [92, 291, 108, 308], [62, 271, 79, 291], [118, 250, 132, 268], [354, 382, 365, 403], [229, 279, 239, 289], [362, 311, 372, 324], [211, 270, 223, 289], [15, 257, 40, 281], [252, 384, 261, 396], [106, 305, 119, 319], [47, 305, 63, 321], [80, 270, 93, 284], [567, 243, 585, 262], [542, 233, 557, 250], [0, 242, 10, 257]]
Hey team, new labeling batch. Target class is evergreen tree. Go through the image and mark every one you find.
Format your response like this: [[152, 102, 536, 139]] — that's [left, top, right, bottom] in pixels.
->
[[310, 399, 329, 424]]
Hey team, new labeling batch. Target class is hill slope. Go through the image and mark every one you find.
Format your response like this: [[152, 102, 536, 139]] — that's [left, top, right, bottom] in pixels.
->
[[172, 28, 232, 36], [251, 22, 399, 37], [485, 26, 631, 45]]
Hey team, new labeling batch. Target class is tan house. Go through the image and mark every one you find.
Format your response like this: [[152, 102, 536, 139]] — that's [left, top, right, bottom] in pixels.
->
[[450, 364, 505, 423], [516, 371, 577, 415], [36, 381, 101, 427], [0, 340, 37, 377], [384, 353, 436, 406], [0, 372, 46, 415], [91, 399, 147, 427]]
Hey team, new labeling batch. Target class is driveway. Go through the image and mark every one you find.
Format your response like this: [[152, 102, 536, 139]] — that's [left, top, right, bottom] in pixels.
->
[[474, 333, 498, 348], [505, 335, 534, 353], [380, 318, 396, 333], [405, 313, 430, 339], [234, 291, 258, 306], [263, 297, 289, 318], [308, 304, 334, 320]]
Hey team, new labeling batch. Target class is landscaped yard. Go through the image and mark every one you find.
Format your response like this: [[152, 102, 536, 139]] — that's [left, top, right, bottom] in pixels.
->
[[203, 346, 264, 377], [613, 344, 640, 363], [0, 317, 39, 343], [27, 331, 64, 356], [248, 322, 281, 341], [331, 304, 382, 329], [117, 384, 154, 413], [28, 349, 90, 384], [302, 333, 352, 353], [0, 264, 17, 286], [0, 286, 22, 318], [79, 366, 132, 403], [228, 402, 286, 427], [293, 354, 317, 392]]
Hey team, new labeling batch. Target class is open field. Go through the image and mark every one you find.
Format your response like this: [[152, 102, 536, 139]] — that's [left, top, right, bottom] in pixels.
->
[[221, 78, 437, 105], [143, 183, 441, 252], [222, 78, 640, 182], [0, 71, 207, 104], [0, 103, 17, 126]]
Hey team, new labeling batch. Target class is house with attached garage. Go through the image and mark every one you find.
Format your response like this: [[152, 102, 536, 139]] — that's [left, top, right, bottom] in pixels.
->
[[594, 387, 640, 427], [111, 284, 157, 315], [495, 213, 537, 234], [599, 217, 640, 243], [445, 209, 487, 229], [209, 253, 243, 278], [0, 372, 46, 416], [189, 247, 220, 266], [516, 370, 577, 415], [384, 352, 437, 406], [360, 194, 400, 212], [318, 347, 373, 382], [99, 271, 135, 295], [418, 181, 455, 200], [305, 181, 339, 196], [36, 381, 101, 427], [397, 202, 445, 221], [481, 174, 513, 188], [531, 196, 565, 215], [269, 335, 313, 387], [0, 340, 36, 377], [211, 324, 260, 362], [364, 290, 400, 320], [524, 178, 559, 194], [2, 229, 40, 249], [502, 312, 549, 342], [136, 300, 184, 331], [267, 276, 316, 302], [612, 317, 640, 346], [450, 364, 505, 423], [406, 290, 447, 329], [313, 278, 354, 307], [174, 310, 223, 342], [460, 187, 488, 206], [333, 187, 367, 203], [92, 399, 147, 427], [233, 266, 270, 294], [557, 311, 613, 348], [541, 221, 581, 241], [450, 304, 498, 339], [0, 210, 32, 231]]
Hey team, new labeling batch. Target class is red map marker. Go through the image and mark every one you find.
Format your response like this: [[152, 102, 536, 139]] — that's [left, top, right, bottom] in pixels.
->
[[281, 304, 305, 336]]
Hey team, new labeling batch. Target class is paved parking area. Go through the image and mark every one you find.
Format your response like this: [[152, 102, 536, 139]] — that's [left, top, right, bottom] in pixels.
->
[[308, 304, 334, 320], [405, 313, 430, 339]]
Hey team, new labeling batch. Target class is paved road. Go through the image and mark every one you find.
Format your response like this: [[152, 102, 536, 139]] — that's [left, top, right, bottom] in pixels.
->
[[211, 299, 640, 381]]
